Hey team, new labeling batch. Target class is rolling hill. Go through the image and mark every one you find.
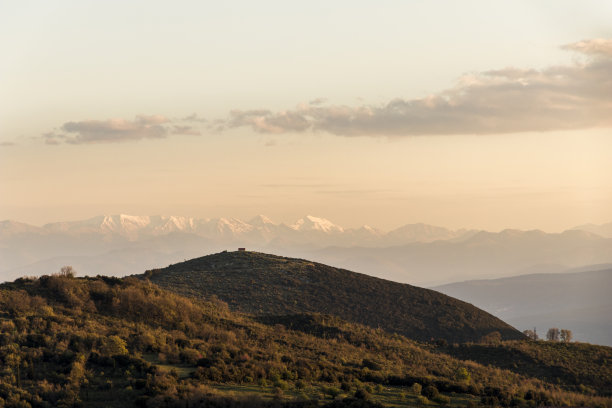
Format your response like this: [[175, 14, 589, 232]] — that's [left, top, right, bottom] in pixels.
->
[[140, 251, 524, 343], [0, 271, 609, 407]]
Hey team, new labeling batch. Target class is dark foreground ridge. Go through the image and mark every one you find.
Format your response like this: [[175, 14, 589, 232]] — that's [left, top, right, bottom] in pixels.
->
[[142, 251, 524, 343]]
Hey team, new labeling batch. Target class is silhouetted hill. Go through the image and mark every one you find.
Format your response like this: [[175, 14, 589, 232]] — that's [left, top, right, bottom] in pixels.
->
[[141, 251, 524, 343]]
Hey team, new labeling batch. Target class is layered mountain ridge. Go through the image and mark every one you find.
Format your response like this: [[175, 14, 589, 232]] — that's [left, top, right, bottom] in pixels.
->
[[2, 215, 611, 287], [0, 214, 474, 244]]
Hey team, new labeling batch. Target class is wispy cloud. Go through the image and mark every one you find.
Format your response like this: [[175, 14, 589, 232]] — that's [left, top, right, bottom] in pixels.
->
[[562, 38, 612, 58], [171, 125, 201, 136], [43, 115, 202, 144], [181, 113, 208, 123], [217, 39, 612, 137], [0, 141, 16, 147]]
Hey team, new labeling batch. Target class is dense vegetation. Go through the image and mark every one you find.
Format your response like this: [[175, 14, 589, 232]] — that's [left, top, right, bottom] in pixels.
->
[[442, 341, 612, 395], [142, 251, 523, 343], [0, 272, 610, 408]]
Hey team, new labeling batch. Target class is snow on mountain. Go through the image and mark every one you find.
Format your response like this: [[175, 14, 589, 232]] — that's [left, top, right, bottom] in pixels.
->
[[289, 215, 344, 233], [147, 215, 197, 234], [100, 215, 151, 235], [8, 214, 606, 250], [194, 217, 254, 238], [249, 215, 277, 227]]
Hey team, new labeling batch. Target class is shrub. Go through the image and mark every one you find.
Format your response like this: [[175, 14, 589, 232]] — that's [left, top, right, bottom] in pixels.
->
[[433, 394, 451, 406], [354, 389, 371, 400], [423, 385, 439, 399]]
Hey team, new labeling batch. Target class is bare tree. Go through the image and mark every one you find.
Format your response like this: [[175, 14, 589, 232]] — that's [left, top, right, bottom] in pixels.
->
[[59, 266, 76, 278], [523, 329, 538, 340], [546, 327, 560, 341], [560, 329, 573, 343]]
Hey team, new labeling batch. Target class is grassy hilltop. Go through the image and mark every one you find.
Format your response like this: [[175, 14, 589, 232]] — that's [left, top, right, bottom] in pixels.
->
[[142, 251, 523, 344]]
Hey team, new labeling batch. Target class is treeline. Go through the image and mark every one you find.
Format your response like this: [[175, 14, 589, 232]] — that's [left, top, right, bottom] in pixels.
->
[[523, 328, 573, 342]]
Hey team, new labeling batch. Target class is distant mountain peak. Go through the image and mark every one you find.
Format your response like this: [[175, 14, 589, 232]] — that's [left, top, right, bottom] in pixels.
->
[[290, 215, 344, 233], [570, 222, 612, 238], [249, 214, 276, 226]]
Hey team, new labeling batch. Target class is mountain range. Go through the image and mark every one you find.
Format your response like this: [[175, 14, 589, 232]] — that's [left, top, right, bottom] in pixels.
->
[[0, 214, 475, 245], [1, 215, 611, 287]]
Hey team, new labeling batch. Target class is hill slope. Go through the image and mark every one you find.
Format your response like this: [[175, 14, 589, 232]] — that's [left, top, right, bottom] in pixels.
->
[[1, 273, 610, 408], [142, 251, 523, 343]]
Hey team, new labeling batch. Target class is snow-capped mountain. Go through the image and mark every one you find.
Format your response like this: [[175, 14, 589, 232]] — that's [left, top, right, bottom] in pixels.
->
[[1, 215, 611, 288], [43, 215, 196, 237], [290, 215, 344, 233], [0, 214, 499, 246]]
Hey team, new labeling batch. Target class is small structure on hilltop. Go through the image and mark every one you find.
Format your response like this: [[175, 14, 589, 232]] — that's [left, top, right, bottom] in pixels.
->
[[238, 248, 246, 252]]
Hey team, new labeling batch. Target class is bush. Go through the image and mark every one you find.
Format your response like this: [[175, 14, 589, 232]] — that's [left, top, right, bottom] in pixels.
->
[[274, 379, 289, 390], [354, 389, 371, 400], [423, 385, 439, 399], [362, 359, 382, 371], [433, 394, 451, 406]]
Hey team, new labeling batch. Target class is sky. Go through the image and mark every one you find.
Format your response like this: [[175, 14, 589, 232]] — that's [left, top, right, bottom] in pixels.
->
[[1, 0, 611, 231]]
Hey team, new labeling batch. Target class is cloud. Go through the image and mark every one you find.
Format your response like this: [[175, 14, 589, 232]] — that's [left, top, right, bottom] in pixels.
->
[[182, 113, 207, 123], [218, 38, 612, 136], [309, 98, 328, 106], [562, 38, 612, 58], [43, 114, 206, 144], [44, 115, 169, 144], [171, 125, 201, 136], [226, 109, 312, 134], [0, 141, 16, 147]]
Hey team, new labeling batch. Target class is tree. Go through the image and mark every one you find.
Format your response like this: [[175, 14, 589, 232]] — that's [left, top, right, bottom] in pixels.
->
[[560, 329, 573, 342], [422, 385, 439, 399], [455, 367, 471, 383], [546, 328, 560, 341], [523, 329, 538, 340], [58, 265, 76, 278], [102, 335, 128, 355]]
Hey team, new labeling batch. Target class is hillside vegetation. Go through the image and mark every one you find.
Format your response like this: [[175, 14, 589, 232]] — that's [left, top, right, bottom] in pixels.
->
[[0, 273, 610, 408], [142, 251, 523, 343]]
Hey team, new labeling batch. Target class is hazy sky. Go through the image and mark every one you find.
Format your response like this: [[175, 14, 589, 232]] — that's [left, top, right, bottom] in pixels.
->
[[1, 1, 611, 231]]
